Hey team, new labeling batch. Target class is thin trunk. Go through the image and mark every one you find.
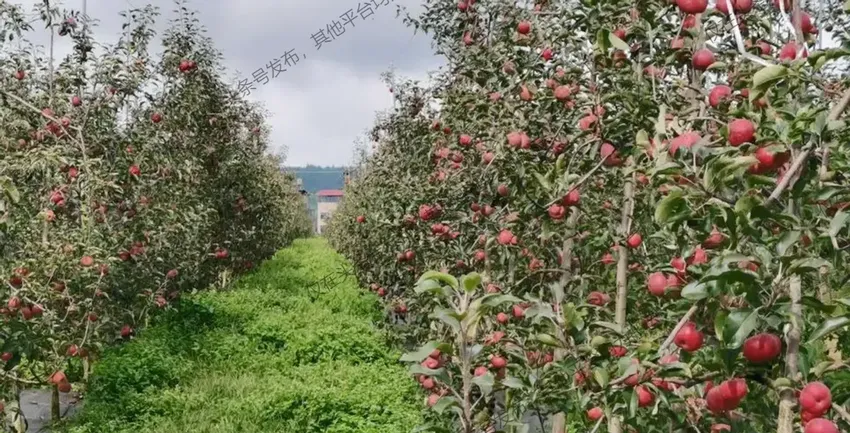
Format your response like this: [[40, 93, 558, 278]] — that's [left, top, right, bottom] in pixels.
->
[[51, 385, 60, 422], [777, 275, 801, 433], [551, 209, 579, 433], [615, 158, 635, 328]]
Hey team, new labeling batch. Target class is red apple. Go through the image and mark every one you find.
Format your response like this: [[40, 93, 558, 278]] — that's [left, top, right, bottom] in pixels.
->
[[647, 272, 668, 296], [636, 385, 655, 407], [677, 0, 708, 12], [800, 382, 832, 416], [804, 419, 838, 433], [517, 21, 531, 35], [709, 85, 732, 108], [742, 333, 782, 363], [692, 48, 715, 70], [674, 322, 704, 352], [587, 407, 603, 421], [151, 112, 162, 123], [728, 118, 755, 146]]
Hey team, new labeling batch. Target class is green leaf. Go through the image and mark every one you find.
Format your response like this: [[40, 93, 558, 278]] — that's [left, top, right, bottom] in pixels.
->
[[534, 333, 561, 347], [723, 310, 758, 347], [714, 310, 729, 343], [829, 210, 849, 249], [431, 395, 458, 414], [502, 376, 525, 389], [592, 321, 625, 335], [608, 33, 630, 52], [533, 170, 551, 191], [752, 65, 789, 90], [788, 258, 832, 275], [417, 271, 458, 289], [729, 310, 759, 348], [596, 29, 611, 53], [593, 367, 609, 388], [414, 279, 444, 294], [655, 190, 686, 224], [681, 281, 709, 300], [460, 272, 481, 292], [808, 316, 850, 342], [776, 230, 801, 256], [472, 372, 495, 395], [400, 341, 439, 362], [431, 307, 461, 331]]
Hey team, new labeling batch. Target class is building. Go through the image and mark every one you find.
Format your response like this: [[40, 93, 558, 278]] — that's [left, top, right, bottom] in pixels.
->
[[316, 189, 344, 235]]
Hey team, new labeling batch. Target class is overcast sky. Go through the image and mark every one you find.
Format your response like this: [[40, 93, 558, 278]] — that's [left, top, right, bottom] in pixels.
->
[[11, 0, 444, 167]]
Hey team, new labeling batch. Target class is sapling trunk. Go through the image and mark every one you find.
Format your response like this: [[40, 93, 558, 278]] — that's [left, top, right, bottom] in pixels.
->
[[776, 275, 801, 433], [614, 158, 635, 328], [51, 385, 60, 422], [551, 209, 579, 433]]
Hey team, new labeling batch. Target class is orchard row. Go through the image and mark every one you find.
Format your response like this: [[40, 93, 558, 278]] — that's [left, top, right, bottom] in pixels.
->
[[0, 0, 310, 421], [328, 0, 850, 432]]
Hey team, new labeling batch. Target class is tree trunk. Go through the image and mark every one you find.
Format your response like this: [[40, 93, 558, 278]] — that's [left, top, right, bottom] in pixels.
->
[[551, 210, 579, 433], [51, 385, 60, 422], [777, 275, 801, 433], [615, 158, 635, 328]]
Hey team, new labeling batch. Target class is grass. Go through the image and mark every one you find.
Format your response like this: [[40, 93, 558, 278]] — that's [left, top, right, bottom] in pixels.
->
[[65, 238, 422, 433]]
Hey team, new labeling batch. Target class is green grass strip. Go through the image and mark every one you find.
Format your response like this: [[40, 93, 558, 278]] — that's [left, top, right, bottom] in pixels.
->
[[65, 238, 422, 433]]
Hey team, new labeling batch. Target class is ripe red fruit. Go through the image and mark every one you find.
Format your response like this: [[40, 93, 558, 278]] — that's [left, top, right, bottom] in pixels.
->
[[405, 250, 415, 261], [780, 41, 807, 61], [671, 257, 686, 273], [647, 272, 668, 296], [792, 12, 817, 34], [578, 114, 597, 131], [541, 47, 553, 61], [562, 189, 580, 206], [716, 0, 753, 14], [609, 346, 627, 357], [703, 227, 725, 249], [804, 419, 838, 433], [587, 407, 603, 421], [496, 312, 509, 324], [692, 49, 715, 70], [120, 325, 133, 338], [58, 381, 72, 393], [7, 296, 21, 311], [356, 215, 365, 224], [601, 253, 615, 265], [600, 143, 622, 166], [459, 134, 472, 146], [166, 269, 179, 279], [490, 355, 507, 368], [497, 184, 509, 197], [1, 352, 12, 362], [800, 382, 832, 416], [674, 322, 704, 352], [151, 112, 162, 123], [376, 287, 386, 297], [742, 333, 782, 363], [517, 21, 531, 34], [497, 230, 516, 245], [636, 386, 655, 407], [548, 204, 566, 220], [129, 165, 141, 176], [512, 304, 525, 319], [677, 0, 707, 13], [626, 233, 642, 248], [422, 357, 440, 369], [80, 256, 94, 267], [474, 366, 488, 376], [427, 393, 441, 407], [71, 96, 82, 106], [708, 85, 732, 108], [554, 85, 571, 101], [587, 291, 610, 306], [458, 1, 468, 11], [49, 371, 67, 384], [728, 118, 755, 146], [14, 70, 26, 80]]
